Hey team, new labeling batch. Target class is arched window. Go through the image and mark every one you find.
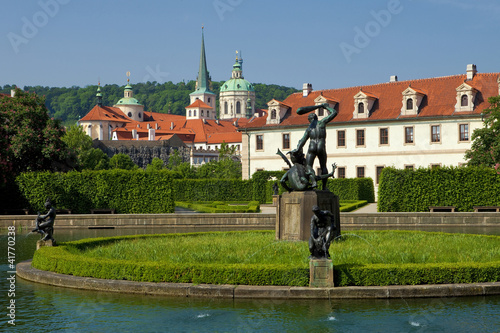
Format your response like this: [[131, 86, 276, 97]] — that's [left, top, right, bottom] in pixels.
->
[[207, 111, 210, 117], [406, 98, 413, 110], [224, 102, 228, 114], [201, 110, 204, 116], [358, 102, 364, 114], [189, 110, 192, 117], [236, 101, 241, 114], [194, 110, 197, 117], [271, 109, 277, 119], [461, 94, 468, 106]]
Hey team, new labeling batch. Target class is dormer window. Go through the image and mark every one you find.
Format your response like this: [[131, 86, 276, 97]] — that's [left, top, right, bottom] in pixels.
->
[[401, 87, 425, 116], [271, 109, 277, 119], [455, 82, 477, 112], [353, 91, 376, 119], [358, 102, 365, 113], [266, 99, 290, 125], [406, 98, 413, 110], [461, 94, 468, 106], [313, 95, 338, 119]]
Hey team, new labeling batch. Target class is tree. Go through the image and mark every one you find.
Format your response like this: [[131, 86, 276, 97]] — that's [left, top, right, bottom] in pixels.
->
[[62, 124, 93, 170], [109, 153, 137, 170], [0, 89, 71, 177], [80, 148, 109, 170], [465, 96, 500, 169], [145, 157, 164, 171]]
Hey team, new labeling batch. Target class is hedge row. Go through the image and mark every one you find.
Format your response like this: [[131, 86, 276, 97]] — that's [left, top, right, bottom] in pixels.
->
[[378, 166, 500, 212], [339, 200, 368, 212], [175, 201, 260, 213], [335, 261, 500, 286], [16, 170, 375, 213], [171, 179, 254, 202], [32, 234, 500, 286], [16, 170, 174, 214]]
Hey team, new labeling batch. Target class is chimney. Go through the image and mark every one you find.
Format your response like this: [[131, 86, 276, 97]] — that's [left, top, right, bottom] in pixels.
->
[[170, 122, 174, 130], [466, 64, 477, 80], [148, 128, 155, 141], [155, 123, 158, 129], [390, 75, 398, 82], [132, 129, 137, 139], [147, 124, 151, 129], [233, 119, 239, 127], [10, 89, 15, 97], [302, 83, 312, 97], [216, 119, 219, 125]]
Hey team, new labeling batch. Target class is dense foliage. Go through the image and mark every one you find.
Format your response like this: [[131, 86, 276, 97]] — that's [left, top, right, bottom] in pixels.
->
[[0, 82, 299, 125], [378, 166, 500, 212], [175, 201, 260, 213], [32, 231, 500, 286], [465, 96, 500, 168], [16, 169, 174, 214], [0, 89, 71, 178]]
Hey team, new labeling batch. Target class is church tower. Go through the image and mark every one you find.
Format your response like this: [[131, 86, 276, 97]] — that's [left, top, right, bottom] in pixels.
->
[[187, 27, 216, 120], [114, 72, 145, 122], [219, 51, 255, 120]]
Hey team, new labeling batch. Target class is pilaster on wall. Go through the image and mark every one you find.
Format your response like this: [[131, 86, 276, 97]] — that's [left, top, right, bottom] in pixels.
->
[[241, 133, 250, 180]]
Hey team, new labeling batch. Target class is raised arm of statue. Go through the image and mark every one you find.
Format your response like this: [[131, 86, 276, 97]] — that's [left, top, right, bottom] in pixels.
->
[[319, 103, 338, 125], [297, 104, 324, 115]]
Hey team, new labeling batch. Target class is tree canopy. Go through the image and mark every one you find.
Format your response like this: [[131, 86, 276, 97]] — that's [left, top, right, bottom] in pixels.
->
[[465, 96, 500, 169], [0, 89, 71, 181], [0, 81, 299, 126]]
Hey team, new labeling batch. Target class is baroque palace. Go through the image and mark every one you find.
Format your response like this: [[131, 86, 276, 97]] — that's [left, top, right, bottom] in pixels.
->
[[239, 64, 500, 193]]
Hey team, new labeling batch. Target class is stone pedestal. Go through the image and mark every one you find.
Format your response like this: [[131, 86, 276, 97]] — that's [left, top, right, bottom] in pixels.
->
[[36, 239, 56, 250], [309, 259, 334, 288], [276, 190, 340, 241], [272, 195, 279, 207]]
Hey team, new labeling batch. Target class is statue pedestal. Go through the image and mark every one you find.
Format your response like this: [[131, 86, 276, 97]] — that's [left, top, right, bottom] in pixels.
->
[[36, 239, 56, 250], [272, 195, 279, 207], [276, 190, 340, 241], [309, 259, 334, 288]]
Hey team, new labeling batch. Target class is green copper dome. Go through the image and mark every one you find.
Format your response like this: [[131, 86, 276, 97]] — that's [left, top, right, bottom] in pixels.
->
[[116, 97, 141, 105], [220, 78, 254, 92]]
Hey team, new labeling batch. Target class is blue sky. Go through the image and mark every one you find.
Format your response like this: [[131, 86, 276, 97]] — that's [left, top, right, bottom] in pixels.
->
[[1, 0, 499, 90]]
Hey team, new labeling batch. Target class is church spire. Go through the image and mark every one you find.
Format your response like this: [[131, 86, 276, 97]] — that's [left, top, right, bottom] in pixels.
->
[[194, 26, 212, 93], [96, 81, 103, 107]]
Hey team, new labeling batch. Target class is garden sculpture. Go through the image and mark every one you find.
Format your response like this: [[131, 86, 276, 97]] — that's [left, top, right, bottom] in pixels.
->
[[277, 148, 336, 192], [295, 103, 338, 189], [309, 205, 336, 259], [32, 198, 56, 242]]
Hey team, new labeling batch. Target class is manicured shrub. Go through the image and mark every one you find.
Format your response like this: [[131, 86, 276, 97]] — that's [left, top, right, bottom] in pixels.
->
[[378, 166, 500, 212], [16, 170, 174, 213]]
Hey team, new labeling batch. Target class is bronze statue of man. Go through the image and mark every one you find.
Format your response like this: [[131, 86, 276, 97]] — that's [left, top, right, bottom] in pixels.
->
[[309, 205, 336, 259], [32, 198, 56, 242], [295, 103, 338, 189]]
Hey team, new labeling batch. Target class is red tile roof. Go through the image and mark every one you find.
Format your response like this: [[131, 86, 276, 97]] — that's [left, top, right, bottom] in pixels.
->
[[186, 99, 213, 109], [80, 105, 131, 122], [241, 73, 500, 129]]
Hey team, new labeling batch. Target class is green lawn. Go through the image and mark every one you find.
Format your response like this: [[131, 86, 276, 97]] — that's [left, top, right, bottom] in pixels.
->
[[80, 230, 500, 266]]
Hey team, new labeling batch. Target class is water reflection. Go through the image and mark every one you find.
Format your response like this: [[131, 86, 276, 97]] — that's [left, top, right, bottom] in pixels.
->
[[1, 226, 499, 332]]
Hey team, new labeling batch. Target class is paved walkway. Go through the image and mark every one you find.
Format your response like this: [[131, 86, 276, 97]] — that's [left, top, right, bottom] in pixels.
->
[[353, 203, 378, 213]]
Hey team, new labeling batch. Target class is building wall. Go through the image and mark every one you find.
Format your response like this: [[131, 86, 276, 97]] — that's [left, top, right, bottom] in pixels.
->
[[219, 90, 255, 119]]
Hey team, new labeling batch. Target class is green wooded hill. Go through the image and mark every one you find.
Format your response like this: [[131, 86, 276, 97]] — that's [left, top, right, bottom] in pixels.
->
[[0, 81, 298, 126]]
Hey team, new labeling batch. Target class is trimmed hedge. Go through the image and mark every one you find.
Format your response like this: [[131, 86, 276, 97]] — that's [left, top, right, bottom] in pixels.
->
[[378, 166, 500, 212], [32, 233, 500, 287], [171, 179, 254, 202], [339, 200, 368, 212], [32, 234, 309, 286], [15, 169, 375, 213], [16, 170, 174, 214], [175, 201, 260, 213]]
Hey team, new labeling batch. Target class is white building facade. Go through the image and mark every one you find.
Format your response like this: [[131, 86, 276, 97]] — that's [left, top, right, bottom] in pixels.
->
[[240, 65, 500, 195]]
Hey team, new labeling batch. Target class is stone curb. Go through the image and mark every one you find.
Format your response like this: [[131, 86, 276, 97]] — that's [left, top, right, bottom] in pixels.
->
[[16, 260, 500, 299]]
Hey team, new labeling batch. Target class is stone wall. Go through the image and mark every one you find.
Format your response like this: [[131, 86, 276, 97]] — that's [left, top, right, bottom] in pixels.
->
[[93, 140, 190, 169]]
